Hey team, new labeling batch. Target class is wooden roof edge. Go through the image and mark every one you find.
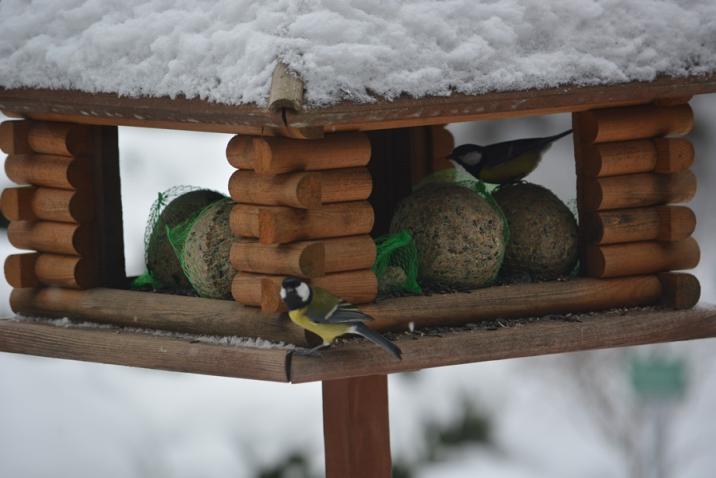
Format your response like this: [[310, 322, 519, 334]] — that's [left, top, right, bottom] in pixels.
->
[[1, 74, 716, 134], [0, 87, 285, 135], [0, 318, 292, 382], [287, 74, 716, 131], [289, 305, 716, 383]]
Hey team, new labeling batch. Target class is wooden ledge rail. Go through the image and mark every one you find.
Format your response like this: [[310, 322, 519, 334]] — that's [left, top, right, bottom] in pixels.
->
[[231, 201, 374, 244], [577, 104, 693, 143], [7, 275, 700, 349], [8, 220, 92, 255], [230, 235, 377, 278], [581, 170, 697, 211], [5, 253, 98, 289], [5, 154, 91, 190], [582, 206, 696, 244], [582, 138, 694, 177], [9, 287, 304, 345], [290, 306, 716, 383], [229, 168, 372, 208], [232, 270, 378, 312], [1, 186, 93, 223], [229, 170, 321, 209], [1, 306, 715, 383], [0, 120, 94, 156], [227, 133, 370, 174], [584, 238, 700, 278], [0, 319, 291, 382]]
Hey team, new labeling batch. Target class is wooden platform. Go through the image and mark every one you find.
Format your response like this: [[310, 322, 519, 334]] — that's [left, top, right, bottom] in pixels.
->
[[2, 75, 716, 134], [1, 306, 714, 383]]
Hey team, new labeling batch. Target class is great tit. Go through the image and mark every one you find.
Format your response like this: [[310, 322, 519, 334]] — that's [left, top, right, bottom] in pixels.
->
[[449, 129, 572, 184], [280, 277, 402, 359]]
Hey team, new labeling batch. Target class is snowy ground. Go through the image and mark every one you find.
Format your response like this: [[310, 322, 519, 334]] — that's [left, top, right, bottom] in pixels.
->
[[1, 94, 715, 478]]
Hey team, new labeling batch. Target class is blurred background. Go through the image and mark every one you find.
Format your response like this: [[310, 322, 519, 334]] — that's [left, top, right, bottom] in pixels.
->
[[0, 94, 715, 478]]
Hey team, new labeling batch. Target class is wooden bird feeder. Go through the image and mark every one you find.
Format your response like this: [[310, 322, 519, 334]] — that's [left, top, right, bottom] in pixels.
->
[[2, 70, 716, 477]]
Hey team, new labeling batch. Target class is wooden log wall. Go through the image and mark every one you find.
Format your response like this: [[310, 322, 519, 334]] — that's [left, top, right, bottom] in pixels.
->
[[1, 120, 124, 290], [573, 101, 700, 308], [227, 133, 379, 312]]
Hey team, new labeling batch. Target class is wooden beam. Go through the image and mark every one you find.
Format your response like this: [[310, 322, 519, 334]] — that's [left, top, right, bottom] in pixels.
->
[[268, 62, 304, 113], [230, 201, 374, 245], [581, 170, 697, 211], [0, 88, 281, 135], [3, 76, 716, 134], [9, 287, 305, 345], [0, 319, 290, 382], [10, 277, 666, 341], [1, 307, 714, 382], [323, 375, 392, 478], [577, 104, 693, 143], [90, 125, 126, 287], [285, 75, 716, 131], [581, 206, 696, 244], [290, 306, 716, 383]]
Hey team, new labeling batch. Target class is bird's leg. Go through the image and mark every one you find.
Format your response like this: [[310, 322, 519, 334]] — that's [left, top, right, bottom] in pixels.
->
[[294, 343, 331, 357]]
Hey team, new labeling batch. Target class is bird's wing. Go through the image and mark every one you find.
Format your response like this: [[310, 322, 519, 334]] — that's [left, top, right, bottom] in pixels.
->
[[305, 288, 373, 324], [481, 130, 572, 168]]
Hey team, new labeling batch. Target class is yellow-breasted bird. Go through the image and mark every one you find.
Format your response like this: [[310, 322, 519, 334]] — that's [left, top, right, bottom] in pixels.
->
[[280, 277, 401, 359], [448, 129, 572, 184]]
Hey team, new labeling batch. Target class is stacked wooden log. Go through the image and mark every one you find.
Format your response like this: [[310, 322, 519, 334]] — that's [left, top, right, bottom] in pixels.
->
[[573, 101, 701, 308], [1, 121, 99, 289], [227, 133, 378, 312]]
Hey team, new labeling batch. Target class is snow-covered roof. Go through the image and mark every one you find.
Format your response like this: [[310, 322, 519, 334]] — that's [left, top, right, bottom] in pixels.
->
[[1, 0, 716, 108]]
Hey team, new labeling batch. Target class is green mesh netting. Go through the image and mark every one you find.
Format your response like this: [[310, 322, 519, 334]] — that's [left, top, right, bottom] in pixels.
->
[[165, 206, 206, 290], [411, 166, 511, 288], [131, 186, 221, 291], [373, 230, 422, 294]]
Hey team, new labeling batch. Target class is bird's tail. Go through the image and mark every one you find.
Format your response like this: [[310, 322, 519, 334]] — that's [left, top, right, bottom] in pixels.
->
[[352, 323, 402, 360], [545, 129, 573, 143]]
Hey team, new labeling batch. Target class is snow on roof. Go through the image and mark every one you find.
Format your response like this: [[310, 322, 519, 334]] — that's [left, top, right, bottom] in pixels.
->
[[1, 0, 715, 108]]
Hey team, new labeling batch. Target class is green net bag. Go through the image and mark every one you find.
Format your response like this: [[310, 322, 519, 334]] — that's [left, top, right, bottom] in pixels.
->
[[131, 186, 224, 291], [165, 198, 234, 299], [373, 230, 422, 295]]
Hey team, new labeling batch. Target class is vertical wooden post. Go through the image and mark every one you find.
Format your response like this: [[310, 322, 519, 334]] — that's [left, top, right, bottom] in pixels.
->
[[367, 129, 415, 235], [90, 125, 126, 287], [322, 374, 392, 478]]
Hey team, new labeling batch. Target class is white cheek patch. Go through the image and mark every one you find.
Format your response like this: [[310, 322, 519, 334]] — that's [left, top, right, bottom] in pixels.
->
[[462, 151, 482, 166], [279, 288, 287, 300], [296, 282, 310, 302]]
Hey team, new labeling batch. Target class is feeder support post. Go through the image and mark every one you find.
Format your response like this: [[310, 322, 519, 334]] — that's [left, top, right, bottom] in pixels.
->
[[322, 374, 392, 478]]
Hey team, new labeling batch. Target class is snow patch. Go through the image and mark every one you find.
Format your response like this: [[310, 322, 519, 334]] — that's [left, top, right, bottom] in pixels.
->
[[1, 0, 715, 106]]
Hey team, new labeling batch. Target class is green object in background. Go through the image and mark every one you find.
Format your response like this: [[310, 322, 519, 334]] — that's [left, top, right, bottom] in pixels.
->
[[373, 231, 422, 294], [630, 356, 687, 401]]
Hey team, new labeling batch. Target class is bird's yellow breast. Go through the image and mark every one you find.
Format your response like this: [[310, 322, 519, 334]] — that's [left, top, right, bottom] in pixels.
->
[[288, 309, 351, 344], [480, 151, 542, 184]]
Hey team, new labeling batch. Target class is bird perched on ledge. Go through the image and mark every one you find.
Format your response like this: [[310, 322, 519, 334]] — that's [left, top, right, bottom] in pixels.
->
[[449, 129, 572, 184], [280, 277, 402, 359]]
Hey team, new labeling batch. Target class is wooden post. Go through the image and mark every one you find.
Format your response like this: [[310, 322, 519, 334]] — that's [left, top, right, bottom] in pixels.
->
[[90, 125, 126, 288], [322, 374, 392, 478]]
